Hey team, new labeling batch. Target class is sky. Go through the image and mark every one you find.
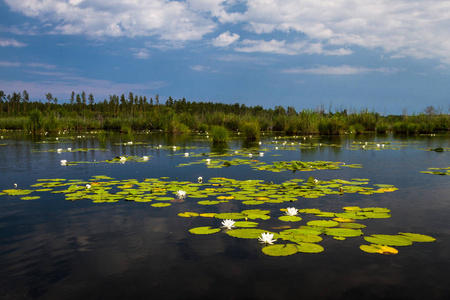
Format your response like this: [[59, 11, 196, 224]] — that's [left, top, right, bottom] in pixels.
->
[[1, 0, 450, 115]]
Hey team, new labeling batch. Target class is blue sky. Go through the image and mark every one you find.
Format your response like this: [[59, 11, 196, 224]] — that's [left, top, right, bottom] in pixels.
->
[[1, 0, 449, 114]]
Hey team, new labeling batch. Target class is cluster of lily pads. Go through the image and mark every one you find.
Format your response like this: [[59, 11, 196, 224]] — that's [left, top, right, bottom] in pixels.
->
[[183, 206, 435, 256], [420, 167, 450, 176], [178, 158, 362, 172], [0, 176, 398, 204]]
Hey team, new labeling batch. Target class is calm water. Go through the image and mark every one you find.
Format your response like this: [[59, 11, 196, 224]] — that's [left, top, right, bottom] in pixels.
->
[[0, 132, 449, 300]]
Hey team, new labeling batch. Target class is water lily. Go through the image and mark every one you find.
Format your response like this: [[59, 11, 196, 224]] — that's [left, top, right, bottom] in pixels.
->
[[176, 190, 187, 199], [57, 148, 62, 153], [259, 152, 264, 157], [143, 156, 149, 161], [285, 207, 299, 216], [61, 160, 67, 166], [14, 183, 17, 188], [184, 152, 189, 157], [86, 184, 91, 189], [67, 148, 72, 151], [206, 158, 211, 164], [258, 232, 276, 245], [221, 219, 235, 230], [198, 177, 203, 183], [120, 156, 126, 163]]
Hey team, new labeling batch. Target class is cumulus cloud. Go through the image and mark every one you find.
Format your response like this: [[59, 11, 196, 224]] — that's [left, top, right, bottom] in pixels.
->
[[4, 0, 216, 41], [4, 0, 450, 63], [283, 65, 400, 75], [0, 38, 27, 47], [235, 39, 351, 56], [212, 31, 240, 47]]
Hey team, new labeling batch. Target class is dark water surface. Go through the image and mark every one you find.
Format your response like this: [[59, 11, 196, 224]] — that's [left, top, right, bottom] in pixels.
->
[[0, 132, 449, 300]]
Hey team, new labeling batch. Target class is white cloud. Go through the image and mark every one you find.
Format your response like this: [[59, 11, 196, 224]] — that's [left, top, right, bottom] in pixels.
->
[[212, 31, 240, 47], [235, 39, 351, 56], [0, 38, 27, 47], [131, 48, 150, 59], [282, 65, 400, 75], [4, 0, 216, 42], [190, 65, 217, 73], [237, 0, 450, 63]]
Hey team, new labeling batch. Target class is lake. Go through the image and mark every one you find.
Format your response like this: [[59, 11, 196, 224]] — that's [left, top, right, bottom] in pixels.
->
[[0, 131, 449, 300]]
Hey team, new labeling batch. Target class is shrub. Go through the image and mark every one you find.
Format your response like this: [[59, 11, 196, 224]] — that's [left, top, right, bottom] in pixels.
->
[[210, 125, 229, 144], [239, 121, 260, 140]]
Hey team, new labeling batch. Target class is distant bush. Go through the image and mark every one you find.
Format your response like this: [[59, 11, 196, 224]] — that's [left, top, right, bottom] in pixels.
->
[[239, 121, 260, 140], [210, 125, 229, 144]]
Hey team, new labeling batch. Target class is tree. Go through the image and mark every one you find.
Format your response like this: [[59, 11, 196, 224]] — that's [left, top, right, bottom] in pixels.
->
[[88, 93, 94, 108], [45, 92, 53, 108], [70, 91, 75, 105], [81, 91, 86, 106], [22, 90, 29, 114]]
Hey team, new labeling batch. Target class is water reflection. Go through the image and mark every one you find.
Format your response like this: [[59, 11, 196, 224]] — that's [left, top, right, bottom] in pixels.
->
[[0, 132, 449, 299]]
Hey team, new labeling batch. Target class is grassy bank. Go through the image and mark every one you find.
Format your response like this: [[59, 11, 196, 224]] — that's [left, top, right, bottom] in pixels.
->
[[0, 96, 448, 137]]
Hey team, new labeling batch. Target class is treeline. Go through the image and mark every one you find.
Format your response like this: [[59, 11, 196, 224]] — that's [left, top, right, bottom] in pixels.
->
[[0, 90, 449, 135]]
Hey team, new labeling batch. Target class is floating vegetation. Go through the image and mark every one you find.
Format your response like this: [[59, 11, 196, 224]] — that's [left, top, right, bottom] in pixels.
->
[[182, 204, 435, 256], [177, 158, 362, 172], [1, 173, 435, 257], [32, 147, 107, 153], [56, 155, 152, 166], [420, 167, 450, 176]]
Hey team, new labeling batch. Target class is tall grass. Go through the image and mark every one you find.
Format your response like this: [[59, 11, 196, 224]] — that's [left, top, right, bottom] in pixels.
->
[[210, 125, 229, 144]]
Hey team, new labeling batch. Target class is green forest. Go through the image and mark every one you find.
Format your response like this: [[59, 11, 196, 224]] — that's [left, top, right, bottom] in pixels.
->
[[0, 90, 449, 137]]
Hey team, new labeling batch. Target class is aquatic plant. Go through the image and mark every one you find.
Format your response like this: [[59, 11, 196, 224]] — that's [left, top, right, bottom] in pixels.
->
[[258, 232, 277, 245]]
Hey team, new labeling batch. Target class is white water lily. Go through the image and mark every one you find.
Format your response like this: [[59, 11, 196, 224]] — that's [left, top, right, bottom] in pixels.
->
[[184, 152, 189, 157], [221, 219, 235, 230], [120, 156, 126, 163], [143, 156, 149, 161], [249, 153, 253, 158], [258, 232, 276, 245], [259, 152, 264, 157], [67, 148, 71, 151], [285, 207, 299, 216], [61, 160, 67, 166], [57, 148, 62, 153], [86, 184, 91, 189], [176, 190, 187, 199], [14, 183, 17, 188], [206, 158, 211, 164], [198, 177, 203, 183]]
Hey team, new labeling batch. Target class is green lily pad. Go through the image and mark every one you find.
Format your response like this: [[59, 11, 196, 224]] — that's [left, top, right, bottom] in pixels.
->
[[262, 244, 298, 256], [20, 196, 41, 200], [324, 228, 363, 237], [399, 232, 436, 242], [360, 244, 398, 254], [227, 228, 275, 239], [279, 215, 302, 222], [296, 242, 324, 253], [214, 213, 246, 220], [234, 221, 259, 228], [178, 212, 199, 217], [364, 234, 413, 246], [198, 200, 221, 205], [151, 203, 171, 207], [3, 189, 34, 196], [189, 226, 220, 235], [307, 220, 339, 227]]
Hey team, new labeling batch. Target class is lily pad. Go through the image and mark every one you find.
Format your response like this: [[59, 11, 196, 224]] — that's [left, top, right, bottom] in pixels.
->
[[360, 244, 399, 255], [296, 242, 324, 253], [189, 226, 220, 235], [151, 203, 171, 207], [324, 228, 363, 237], [399, 232, 436, 242], [262, 244, 298, 256], [227, 228, 276, 239], [307, 220, 339, 227], [279, 215, 302, 222], [364, 234, 413, 246]]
